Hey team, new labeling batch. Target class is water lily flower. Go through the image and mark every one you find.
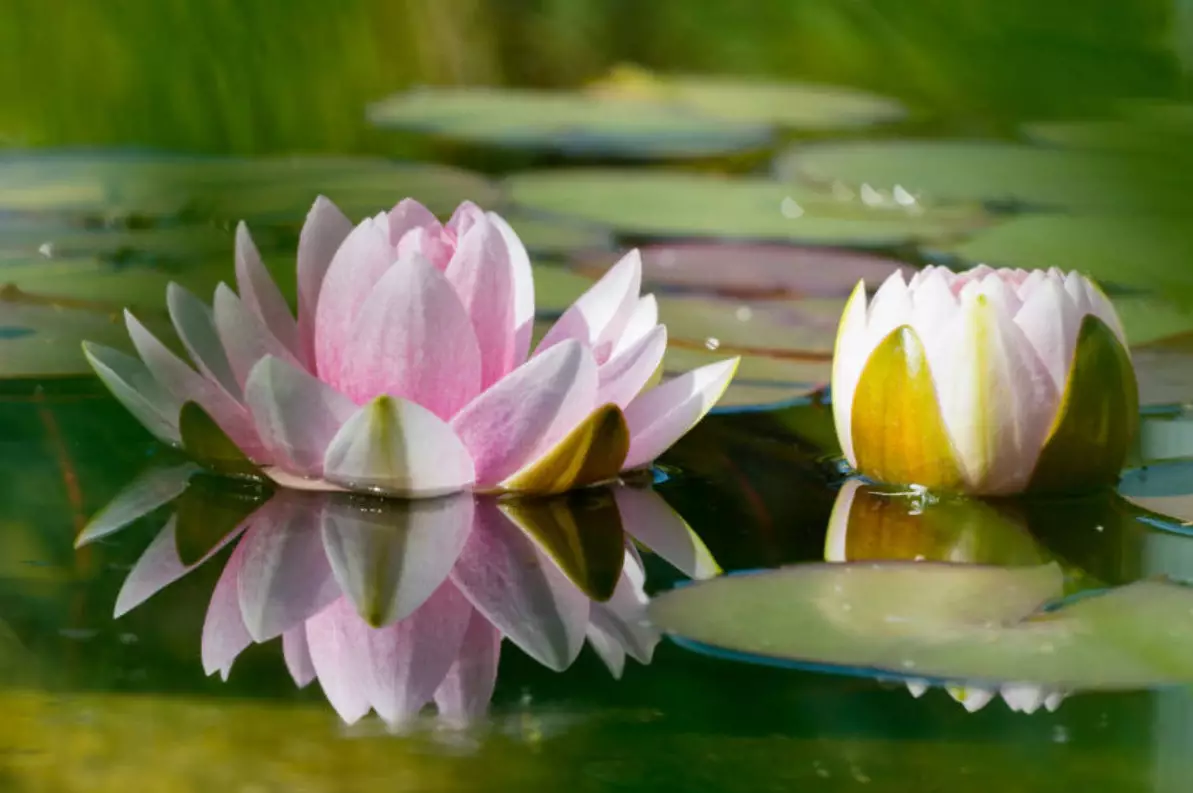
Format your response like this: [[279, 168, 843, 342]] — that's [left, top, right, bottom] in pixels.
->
[[83, 197, 738, 498], [832, 265, 1138, 495], [906, 681, 1066, 714]]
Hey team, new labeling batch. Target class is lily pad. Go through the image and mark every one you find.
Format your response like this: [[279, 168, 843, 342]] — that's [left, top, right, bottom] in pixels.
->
[[663, 345, 828, 410], [649, 561, 1193, 688], [658, 293, 843, 357], [1133, 348, 1193, 407], [502, 213, 613, 260], [573, 243, 913, 299], [587, 68, 907, 130], [368, 86, 774, 160], [779, 139, 1191, 212], [0, 287, 141, 377], [1119, 460, 1193, 526], [506, 169, 986, 247]]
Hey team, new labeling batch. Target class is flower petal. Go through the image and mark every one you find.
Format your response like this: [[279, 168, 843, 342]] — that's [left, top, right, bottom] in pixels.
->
[[830, 280, 870, 467], [313, 217, 397, 379], [500, 404, 630, 495], [598, 325, 667, 409], [850, 326, 965, 490], [305, 598, 373, 723], [865, 270, 912, 347], [83, 342, 183, 446], [297, 197, 353, 366], [321, 492, 474, 627], [1013, 275, 1080, 393], [244, 356, 356, 478], [450, 339, 598, 488], [587, 554, 658, 665], [447, 200, 485, 237], [77, 462, 199, 548], [338, 254, 482, 417], [537, 249, 642, 363], [444, 216, 517, 387], [201, 537, 254, 680], [486, 212, 535, 365], [213, 283, 303, 390], [322, 395, 476, 497], [364, 579, 473, 725], [449, 501, 589, 671], [235, 495, 341, 642], [586, 622, 627, 679], [611, 294, 659, 358], [387, 197, 440, 244], [235, 222, 300, 359], [166, 283, 240, 399], [612, 486, 720, 580], [283, 626, 317, 688], [433, 609, 501, 725], [622, 358, 739, 470]]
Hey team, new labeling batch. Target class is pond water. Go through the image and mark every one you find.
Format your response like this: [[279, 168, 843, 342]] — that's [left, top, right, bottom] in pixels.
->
[[6, 17, 1193, 789]]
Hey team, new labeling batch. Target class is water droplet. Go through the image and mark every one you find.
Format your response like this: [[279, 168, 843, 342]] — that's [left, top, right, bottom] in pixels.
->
[[780, 196, 804, 218], [38, 242, 54, 258], [704, 337, 720, 351]]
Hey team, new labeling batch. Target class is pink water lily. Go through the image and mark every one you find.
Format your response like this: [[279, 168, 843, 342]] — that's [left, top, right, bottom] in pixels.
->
[[83, 197, 738, 498]]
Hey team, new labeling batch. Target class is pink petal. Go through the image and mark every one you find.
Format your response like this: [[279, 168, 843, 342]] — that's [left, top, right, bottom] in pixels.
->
[[235, 222, 300, 360], [321, 492, 474, 627], [297, 197, 353, 367], [213, 283, 303, 391], [83, 343, 183, 446], [536, 249, 642, 364], [445, 217, 517, 388], [1013, 276, 1081, 393], [201, 537, 254, 680], [597, 325, 667, 409], [166, 283, 240, 398], [244, 356, 356, 478], [364, 579, 474, 725], [283, 625, 317, 688], [486, 212, 535, 365], [235, 495, 342, 642], [447, 201, 485, 237], [450, 340, 598, 488], [396, 226, 455, 271], [610, 295, 659, 358], [449, 501, 589, 671], [587, 553, 658, 664], [305, 597, 373, 724], [433, 609, 501, 725], [586, 622, 626, 679], [337, 254, 482, 417], [612, 486, 719, 580], [622, 358, 740, 470], [387, 198, 440, 245], [313, 217, 397, 380], [322, 396, 476, 497]]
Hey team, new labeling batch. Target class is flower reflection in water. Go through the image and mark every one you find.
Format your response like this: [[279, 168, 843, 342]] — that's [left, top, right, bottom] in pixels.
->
[[79, 465, 717, 728]]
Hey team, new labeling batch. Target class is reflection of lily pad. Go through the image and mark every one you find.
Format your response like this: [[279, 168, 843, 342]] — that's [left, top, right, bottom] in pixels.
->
[[934, 215, 1193, 297], [506, 169, 986, 246], [779, 139, 1190, 212], [650, 561, 1193, 688], [588, 68, 906, 130], [573, 243, 912, 298], [368, 87, 774, 160]]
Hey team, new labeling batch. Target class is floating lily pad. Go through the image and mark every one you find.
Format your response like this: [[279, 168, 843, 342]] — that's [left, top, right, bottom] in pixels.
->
[[1119, 459, 1193, 526], [531, 264, 599, 318], [779, 140, 1191, 212], [587, 68, 907, 130], [663, 345, 828, 410], [0, 153, 498, 225], [1132, 348, 1193, 407], [0, 289, 139, 377], [503, 213, 613, 260], [658, 294, 843, 357], [933, 215, 1193, 298], [368, 87, 774, 160], [506, 169, 986, 247], [574, 243, 913, 298], [649, 561, 1193, 688]]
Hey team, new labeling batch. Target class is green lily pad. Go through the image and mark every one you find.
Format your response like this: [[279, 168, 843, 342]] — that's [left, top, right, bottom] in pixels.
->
[[502, 213, 613, 260], [658, 293, 844, 357], [649, 561, 1193, 688], [0, 287, 139, 378], [367, 86, 775, 160], [506, 169, 987, 247], [573, 243, 912, 299], [933, 215, 1193, 298], [663, 345, 828, 409], [588, 69, 906, 130], [779, 139, 1191, 212]]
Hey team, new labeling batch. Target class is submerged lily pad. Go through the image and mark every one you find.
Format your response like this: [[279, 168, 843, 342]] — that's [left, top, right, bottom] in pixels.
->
[[506, 169, 986, 247], [573, 243, 912, 299], [779, 139, 1191, 212], [649, 561, 1193, 688], [368, 87, 774, 160], [587, 68, 907, 130]]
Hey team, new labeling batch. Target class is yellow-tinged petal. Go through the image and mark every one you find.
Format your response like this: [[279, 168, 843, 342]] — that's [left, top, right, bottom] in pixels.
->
[[850, 326, 964, 490], [1028, 314, 1137, 493], [500, 404, 630, 495]]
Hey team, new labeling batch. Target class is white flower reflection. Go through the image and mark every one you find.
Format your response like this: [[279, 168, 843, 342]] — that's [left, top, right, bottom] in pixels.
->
[[80, 465, 717, 728]]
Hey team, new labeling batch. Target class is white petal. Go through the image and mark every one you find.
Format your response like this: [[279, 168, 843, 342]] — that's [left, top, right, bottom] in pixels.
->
[[297, 196, 354, 366], [1001, 683, 1048, 714], [612, 486, 719, 579], [830, 280, 870, 467], [235, 222, 300, 359], [623, 358, 739, 470], [865, 270, 912, 347], [597, 325, 667, 409], [487, 211, 535, 365], [946, 685, 995, 712], [611, 295, 659, 358], [77, 462, 199, 547], [1013, 276, 1081, 392], [82, 342, 183, 446], [166, 283, 240, 399], [213, 283, 304, 390], [536, 249, 642, 363]]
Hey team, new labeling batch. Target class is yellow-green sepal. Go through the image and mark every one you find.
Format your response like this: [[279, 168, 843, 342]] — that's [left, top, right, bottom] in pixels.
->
[[500, 404, 630, 495], [178, 401, 265, 480], [850, 325, 964, 490], [1027, 314, 1138, 494]]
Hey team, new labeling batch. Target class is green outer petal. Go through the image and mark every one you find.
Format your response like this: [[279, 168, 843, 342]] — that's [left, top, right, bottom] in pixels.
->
[[850, 325, 964, 490], [178, 401, 264, 480], [1028, 315, 1138, 494]]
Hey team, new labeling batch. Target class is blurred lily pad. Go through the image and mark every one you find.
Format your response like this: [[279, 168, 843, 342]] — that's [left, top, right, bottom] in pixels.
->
[[658, 293, 843, 357], [0, 287, 137, 377], [0, 152, 498, 225], [663, 345, 828, 410], [574, 243, 913, 298], [649, 561, 1193, 688], [367, 87, 774, 160], [588, 67, 906, 130], [779, 139, 1191, 212], [506, 169, 986, 247], [503, 213, 613, 260]]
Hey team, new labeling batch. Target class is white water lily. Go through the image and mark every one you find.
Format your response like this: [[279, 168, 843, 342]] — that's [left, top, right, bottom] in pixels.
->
[[832, 265, 1138, 495]]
